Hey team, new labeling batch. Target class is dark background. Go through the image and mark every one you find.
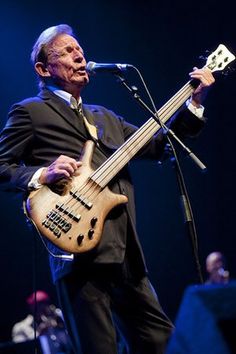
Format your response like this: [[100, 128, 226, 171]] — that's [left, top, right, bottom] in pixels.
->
[[0, 0, 235, 342]]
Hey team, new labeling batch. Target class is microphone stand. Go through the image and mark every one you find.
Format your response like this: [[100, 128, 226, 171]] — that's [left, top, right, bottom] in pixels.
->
[[115, 73, 204, 284]]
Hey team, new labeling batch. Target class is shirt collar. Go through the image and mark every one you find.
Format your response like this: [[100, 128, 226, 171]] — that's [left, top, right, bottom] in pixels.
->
[[46, 85, 82, 109]]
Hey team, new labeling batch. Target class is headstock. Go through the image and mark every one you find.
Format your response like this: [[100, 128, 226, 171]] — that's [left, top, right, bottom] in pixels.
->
[[206, 44, 235, 73]]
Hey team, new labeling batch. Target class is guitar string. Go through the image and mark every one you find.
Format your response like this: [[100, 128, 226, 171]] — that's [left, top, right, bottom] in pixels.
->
[[47, 81, 193, 231], [91, 81, 194, 187], [46, 81, 194, 238], [46, 114, 161, 228], [65, 81, 193, 216], [64, 54, 233, 204], [60, 80, 194, 217]]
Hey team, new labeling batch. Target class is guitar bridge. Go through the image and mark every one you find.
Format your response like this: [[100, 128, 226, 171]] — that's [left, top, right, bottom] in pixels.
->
[[42, 210, 72, 237]]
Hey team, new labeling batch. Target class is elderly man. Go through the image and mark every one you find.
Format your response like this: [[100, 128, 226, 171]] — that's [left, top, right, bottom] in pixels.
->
[[0, 24, 215, 354]]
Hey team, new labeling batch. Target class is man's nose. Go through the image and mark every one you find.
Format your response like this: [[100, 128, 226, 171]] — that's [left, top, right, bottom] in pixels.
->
[[73, 49, 84, 62]]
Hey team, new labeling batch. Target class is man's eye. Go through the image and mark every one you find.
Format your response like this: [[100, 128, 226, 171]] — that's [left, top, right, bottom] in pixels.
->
[[66, 46, 73, 53]]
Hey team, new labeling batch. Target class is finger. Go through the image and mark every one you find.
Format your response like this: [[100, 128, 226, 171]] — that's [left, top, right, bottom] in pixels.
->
[[189, 71, 214, 86], [56, 162, 77, 176], [56, 156, 82, 173], [76, 161, 83, 167], [190, 67, 214, 78], [189, 67, 199, 75], [43, 166, 71, 184]]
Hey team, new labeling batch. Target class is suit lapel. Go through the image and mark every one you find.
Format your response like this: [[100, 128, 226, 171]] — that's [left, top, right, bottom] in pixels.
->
[[38, 90, 118, 154], [38, 89, 89, 141]]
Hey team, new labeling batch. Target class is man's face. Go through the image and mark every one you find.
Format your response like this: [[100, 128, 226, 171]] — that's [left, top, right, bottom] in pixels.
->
[[45, 34, 89, 91]]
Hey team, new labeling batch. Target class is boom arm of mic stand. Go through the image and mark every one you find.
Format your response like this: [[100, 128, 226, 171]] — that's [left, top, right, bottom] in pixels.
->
[[115, 73, 204, 283]]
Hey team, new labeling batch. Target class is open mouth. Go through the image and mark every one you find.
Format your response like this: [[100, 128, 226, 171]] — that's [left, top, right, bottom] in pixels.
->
[[75, 67, 86, 73]]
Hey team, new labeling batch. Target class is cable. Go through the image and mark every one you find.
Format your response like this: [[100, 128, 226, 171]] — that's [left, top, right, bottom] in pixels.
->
[[23, 201, 74, 261]]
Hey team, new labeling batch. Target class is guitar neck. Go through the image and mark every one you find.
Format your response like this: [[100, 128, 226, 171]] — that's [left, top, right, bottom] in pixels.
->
[[91, 80, 195, 188]]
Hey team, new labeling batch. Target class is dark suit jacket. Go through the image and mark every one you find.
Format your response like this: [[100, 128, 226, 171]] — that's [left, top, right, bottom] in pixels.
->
[[0, 89, 204, 282]]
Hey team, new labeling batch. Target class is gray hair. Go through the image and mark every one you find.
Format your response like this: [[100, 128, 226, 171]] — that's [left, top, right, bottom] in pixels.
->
[[31, 24, 75, 88]]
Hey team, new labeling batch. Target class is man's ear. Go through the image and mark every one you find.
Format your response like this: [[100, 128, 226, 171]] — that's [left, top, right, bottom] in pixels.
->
[[35, 62, 51, 77]]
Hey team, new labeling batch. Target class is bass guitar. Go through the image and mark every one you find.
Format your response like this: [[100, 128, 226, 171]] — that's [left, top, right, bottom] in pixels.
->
[[26, 44, 235, 254]]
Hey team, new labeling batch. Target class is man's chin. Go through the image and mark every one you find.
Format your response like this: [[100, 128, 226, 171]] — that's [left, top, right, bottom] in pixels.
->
[[76, 75, 89, 86]]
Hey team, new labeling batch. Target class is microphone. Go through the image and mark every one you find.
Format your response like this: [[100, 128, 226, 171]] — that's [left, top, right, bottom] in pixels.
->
[[86, 61, 131, 74]]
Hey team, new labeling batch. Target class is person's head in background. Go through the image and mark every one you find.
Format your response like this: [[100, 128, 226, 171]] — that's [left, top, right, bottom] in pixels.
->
[[205, 251, 229, 284], [26, 290, 51, 321]]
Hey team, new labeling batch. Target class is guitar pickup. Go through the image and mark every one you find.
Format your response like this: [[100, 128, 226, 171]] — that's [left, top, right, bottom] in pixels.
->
[[56, 203, 81, 222], [70, 191, 93, 209]]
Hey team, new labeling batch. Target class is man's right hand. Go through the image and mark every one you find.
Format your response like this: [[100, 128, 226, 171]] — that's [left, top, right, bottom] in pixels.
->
[[39, 155, 82, 185]]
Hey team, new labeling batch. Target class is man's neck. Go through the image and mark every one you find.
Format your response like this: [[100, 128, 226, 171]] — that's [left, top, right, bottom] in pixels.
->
[[46, 86, 82, 107], [46, 80, 82, 100]]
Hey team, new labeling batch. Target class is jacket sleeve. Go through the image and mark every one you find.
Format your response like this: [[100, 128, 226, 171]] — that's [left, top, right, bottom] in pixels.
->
[[0, 104, 41, 192]]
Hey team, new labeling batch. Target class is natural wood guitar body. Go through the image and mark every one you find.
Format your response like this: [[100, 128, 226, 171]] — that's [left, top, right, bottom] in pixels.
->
[[26, 141, 128, 253]]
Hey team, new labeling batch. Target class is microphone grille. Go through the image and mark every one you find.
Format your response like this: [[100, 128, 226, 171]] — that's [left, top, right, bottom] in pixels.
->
[[86, 61, 96, 74]]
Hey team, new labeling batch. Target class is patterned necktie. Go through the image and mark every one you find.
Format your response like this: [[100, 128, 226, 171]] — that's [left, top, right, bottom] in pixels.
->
[[76, 105, 98, 140]]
